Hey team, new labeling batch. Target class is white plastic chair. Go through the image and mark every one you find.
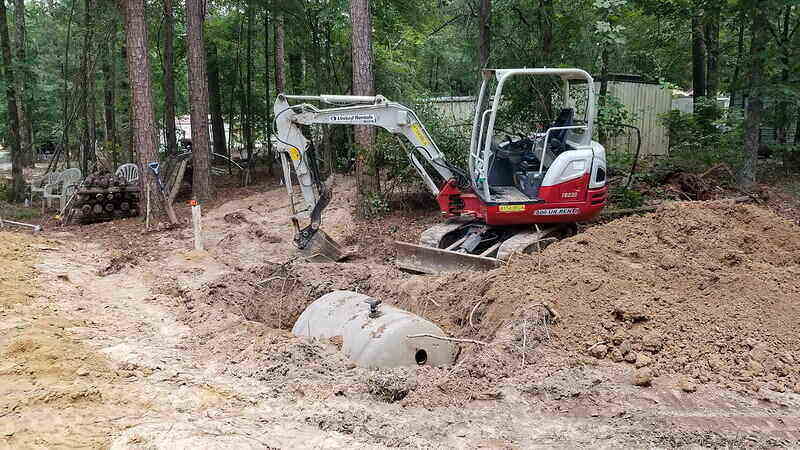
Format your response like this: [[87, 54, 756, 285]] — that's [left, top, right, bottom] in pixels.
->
[[59, 168, 82, 212], [30, 171, 60, 207], [43, 168, 82, 212], [115, 163, 139, 183]]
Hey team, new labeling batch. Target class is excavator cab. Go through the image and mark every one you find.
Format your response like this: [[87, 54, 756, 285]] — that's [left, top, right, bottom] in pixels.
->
[[468, 68, 607, 223]]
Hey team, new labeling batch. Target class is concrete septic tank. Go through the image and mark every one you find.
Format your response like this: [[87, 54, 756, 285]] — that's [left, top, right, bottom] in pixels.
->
[[292, 290, 457, 368]]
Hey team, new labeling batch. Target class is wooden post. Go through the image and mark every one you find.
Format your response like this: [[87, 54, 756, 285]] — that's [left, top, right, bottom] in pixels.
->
[[191, 201, 203, 251]]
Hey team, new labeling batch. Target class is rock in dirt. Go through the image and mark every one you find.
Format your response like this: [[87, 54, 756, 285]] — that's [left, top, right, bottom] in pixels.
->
[[365, 368, 417, 403], [588, 344, 608, 359], [634, 353, 653, 368], [632, 368, 653, 387], [678, 376, 697, 392]]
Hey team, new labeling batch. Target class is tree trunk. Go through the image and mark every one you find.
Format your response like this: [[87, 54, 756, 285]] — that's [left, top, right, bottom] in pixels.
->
[[61, 0, 77, 169], [244, 3, 254, 162], [13, 0, 33, 167], [185, 0, 212, 201], [795, 107, 800, 145], [740, 5, 768, 188], [775, 6, 791, 145], [122, 0, 177, 223], [704, 3, 720, 98], [119, 41, 133, 163], [102, 15, 118, 168], [86, 0, 97, 172], [263, 9, 272, 174], [598, 46, 610, 145], [478, 0, 490, 67], [288, 51, 302, 91], [691, 13, 706, 99], [728, 17, 745, 116], [208, 43, 227, 158], [539, 0, 553, 63], [163, 0, 177, 155], [0, 0, 24, 202], [350, 0, 378, 216], [274, 13, 286, 93], [79, 0, 95, 175]]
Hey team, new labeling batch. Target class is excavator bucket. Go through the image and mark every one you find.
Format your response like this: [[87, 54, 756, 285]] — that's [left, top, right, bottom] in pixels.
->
[[297, 229, 350, 262], [394, 241, 502, 274]]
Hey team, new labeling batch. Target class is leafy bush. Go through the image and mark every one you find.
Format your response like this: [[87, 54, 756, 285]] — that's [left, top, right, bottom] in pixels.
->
[[597, 94, 638, 140], [0, 180, 9, 203], [372, 95, 471, 198], [659, 103, 744, 176], [609, 186, 644, 209]]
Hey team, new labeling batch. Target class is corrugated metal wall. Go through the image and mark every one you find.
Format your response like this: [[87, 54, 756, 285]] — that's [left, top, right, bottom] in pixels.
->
[[604, 81, 672, 156]]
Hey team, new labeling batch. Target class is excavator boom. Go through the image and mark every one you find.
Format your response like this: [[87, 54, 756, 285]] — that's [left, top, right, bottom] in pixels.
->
[[273, 94, 463, 263]]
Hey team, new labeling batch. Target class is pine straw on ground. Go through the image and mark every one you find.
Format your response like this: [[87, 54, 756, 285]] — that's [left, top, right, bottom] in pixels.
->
[[395, 201, 800, 402]]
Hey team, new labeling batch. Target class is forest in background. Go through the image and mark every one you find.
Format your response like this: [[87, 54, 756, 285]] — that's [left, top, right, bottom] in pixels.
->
[[0, 0, 798, 218]]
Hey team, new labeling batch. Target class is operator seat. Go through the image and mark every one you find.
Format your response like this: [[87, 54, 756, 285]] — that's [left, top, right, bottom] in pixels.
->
[[548, 108, 574, 155]]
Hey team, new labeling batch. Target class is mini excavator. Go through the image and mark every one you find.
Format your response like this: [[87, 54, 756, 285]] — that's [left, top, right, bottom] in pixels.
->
[[273, 68, 608, 274]]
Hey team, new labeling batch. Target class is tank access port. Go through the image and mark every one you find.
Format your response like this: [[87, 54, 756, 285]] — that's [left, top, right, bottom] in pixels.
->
[[292, 290, 457, 368]]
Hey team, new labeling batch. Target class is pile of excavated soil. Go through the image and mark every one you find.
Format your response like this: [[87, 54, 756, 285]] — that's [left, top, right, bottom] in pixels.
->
[[397, 202, 800, 395]]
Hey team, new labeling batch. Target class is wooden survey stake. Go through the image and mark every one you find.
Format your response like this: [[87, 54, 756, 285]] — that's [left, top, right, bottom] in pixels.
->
[[190, 201, 203, 251]]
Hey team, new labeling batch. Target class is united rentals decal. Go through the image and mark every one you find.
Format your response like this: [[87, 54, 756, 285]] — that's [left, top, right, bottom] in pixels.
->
[[534, 207, 580, 216], [329, 114, 377, 124]]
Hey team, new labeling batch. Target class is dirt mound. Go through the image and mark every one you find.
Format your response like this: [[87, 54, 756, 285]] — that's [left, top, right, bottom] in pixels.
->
[[399, 202, 800, 395]]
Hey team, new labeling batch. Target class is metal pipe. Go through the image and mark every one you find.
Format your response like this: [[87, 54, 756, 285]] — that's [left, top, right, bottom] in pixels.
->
[[0, 217, 42, 232]]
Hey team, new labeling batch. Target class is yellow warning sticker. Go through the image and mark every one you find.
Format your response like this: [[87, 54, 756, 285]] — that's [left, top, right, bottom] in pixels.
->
[[410, 124, 431, 147], [288, 147, 301, 161], [499, 204, 525, 212]]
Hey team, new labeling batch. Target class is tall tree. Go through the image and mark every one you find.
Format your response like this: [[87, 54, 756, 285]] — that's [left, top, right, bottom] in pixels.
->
[[691, 12, 706, 99], [208, 42, 227, 158], [263, 9, 272, 170], [185, 0, 212, 201], [274, 13, 286, 93], [13, 0, 33, 167], [704, 2, 720, 97], [80, 0, 97, 175], [102, 14, 118, 168], [478, 0, 490, 67], [244, 2, 254, 161], [0, 0, 23, 202], [122, 0, 177, 223], [163, 0, 177, 155], [350, 0, 379, 215], [740, 2, 769, 188]]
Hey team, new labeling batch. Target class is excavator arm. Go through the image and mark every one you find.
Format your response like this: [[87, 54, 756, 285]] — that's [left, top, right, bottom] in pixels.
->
[[273, 94, 457, 257]]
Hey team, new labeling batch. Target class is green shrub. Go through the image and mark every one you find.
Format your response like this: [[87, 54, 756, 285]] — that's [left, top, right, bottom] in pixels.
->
[[658, 104, 744, 177], [609, 186, 644, 209]]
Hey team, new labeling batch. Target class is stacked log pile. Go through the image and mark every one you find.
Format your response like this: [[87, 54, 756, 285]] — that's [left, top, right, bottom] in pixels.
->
[[67, 172, 141, 224]]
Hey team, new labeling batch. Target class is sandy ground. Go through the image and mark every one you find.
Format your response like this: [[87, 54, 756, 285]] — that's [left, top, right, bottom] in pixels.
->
[[1, 176, 800, 448]]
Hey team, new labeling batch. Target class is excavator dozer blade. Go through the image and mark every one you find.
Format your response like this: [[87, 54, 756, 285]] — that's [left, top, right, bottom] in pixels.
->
[[298, 229, 350, 262], [394, 241, 503, 274]]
